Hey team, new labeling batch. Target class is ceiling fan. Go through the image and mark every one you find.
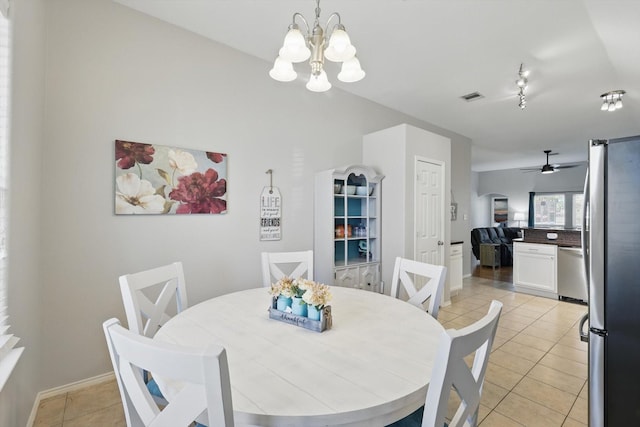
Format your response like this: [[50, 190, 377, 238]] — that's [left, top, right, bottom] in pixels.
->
[[520, 150, 579, 174]]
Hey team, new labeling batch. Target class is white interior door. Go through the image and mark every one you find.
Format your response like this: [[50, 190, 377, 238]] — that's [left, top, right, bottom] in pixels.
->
[[415, 159, 444, 267]]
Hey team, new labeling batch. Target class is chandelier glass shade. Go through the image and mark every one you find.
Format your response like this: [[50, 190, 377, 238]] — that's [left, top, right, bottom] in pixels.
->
[[600, 90, 625, 112], [269, 0, 365, 92]]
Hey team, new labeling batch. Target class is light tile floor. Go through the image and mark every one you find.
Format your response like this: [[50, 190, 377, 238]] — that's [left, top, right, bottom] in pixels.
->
[[33, 275, 588, 426]]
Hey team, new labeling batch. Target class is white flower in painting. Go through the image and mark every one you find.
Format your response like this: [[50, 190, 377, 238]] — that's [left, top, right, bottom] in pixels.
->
[[168, 149, 197, 175], [115, 173, 166, 214]]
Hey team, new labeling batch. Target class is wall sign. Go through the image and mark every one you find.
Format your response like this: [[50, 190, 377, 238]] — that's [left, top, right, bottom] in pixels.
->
[[260, 186, 281, 241]]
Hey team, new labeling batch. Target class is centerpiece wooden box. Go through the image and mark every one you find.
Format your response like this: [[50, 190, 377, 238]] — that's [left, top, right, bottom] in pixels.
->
[[268, 297, 332, 332]]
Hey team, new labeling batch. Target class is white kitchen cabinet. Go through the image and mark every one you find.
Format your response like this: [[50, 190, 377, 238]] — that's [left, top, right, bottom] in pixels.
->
[[513, 242, 557, 298], [314, 165, 384, 292], [449, 243, 463, 295]]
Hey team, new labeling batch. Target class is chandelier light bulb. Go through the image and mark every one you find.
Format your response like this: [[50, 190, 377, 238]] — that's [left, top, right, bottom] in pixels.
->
[[269, 57, 297, 82], [608, 102, 616, 112], [324, 28, 356, 62], [615, 98, 623, 109], [306, 70, 332, 92], [279, 27, 311, 63], [601, 101, 609, 111], [337, 56, 365, 82]]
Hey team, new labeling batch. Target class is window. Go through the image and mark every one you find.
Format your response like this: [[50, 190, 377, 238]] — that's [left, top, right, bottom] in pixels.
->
[[534, 193, 565, 228], [532, 191, 583, 229], [0, 6, 22, 392], [572, 193, 584, 230]]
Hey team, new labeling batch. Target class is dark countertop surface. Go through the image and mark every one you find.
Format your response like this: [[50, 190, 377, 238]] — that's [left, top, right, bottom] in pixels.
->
[[519, 240, 581, 248], [521, 228, 581, 248]]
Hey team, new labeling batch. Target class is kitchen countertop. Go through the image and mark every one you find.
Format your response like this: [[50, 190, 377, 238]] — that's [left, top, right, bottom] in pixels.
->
[[521, 228, 581, 248]]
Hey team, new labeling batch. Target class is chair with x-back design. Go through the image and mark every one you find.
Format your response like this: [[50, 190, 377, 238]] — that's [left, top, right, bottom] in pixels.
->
[[387, 300, 503, 427], [103, 318, 234, 427], [390, 257, 447, 319], [118, 261, 189, 405], [261, 250, 314, 287]]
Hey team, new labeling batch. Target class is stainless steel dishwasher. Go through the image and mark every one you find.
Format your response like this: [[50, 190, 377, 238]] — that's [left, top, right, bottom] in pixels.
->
[[557, 247, 588, 302]]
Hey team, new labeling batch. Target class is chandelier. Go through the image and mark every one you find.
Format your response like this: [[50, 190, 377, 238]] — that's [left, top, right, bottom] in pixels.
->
[[600, 90, 625, 112], [269, 0, 365, 92], [516, 63, 529, 109]]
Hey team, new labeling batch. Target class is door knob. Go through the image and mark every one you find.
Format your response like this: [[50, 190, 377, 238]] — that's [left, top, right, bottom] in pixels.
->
[[438, 241, 444, 246]]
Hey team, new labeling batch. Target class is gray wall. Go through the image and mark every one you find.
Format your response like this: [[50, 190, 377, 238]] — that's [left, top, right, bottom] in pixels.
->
[[451, 135, 472, 276], [0, 2, 473, 422]]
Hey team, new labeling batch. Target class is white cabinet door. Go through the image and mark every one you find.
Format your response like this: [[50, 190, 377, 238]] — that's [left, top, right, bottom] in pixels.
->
[[335, 267, 358, 289], [335, 264, 381, 292], [359, 263, 380, 293], [514, 242, 557, 297], [449, 244, 463, 295]]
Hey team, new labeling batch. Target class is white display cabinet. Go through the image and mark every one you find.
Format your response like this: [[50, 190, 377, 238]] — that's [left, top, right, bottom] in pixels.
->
[[314, 165, 384, 292]]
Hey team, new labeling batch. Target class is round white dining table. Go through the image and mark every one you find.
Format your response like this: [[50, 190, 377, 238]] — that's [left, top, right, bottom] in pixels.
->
[[154, 286, 444, 427]]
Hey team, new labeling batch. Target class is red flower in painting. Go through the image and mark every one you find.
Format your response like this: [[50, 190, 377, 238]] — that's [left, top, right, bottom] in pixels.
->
[[206, 152, 226, 163], [115, 140, 155, 169], [169, 168, 227, 214]]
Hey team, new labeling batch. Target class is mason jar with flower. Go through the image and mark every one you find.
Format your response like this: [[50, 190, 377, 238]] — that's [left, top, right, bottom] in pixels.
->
[[301, 281, 332, 321], [290, 278, 309, 317], [269, 277, 294, 311]]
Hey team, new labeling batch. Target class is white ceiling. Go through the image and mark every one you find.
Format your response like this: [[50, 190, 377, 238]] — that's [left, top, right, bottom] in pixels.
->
[[113, 0, 640, 171]]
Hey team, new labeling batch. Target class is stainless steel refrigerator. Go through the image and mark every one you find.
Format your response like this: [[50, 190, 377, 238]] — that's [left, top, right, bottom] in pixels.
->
[[582, 135, 640, 426]]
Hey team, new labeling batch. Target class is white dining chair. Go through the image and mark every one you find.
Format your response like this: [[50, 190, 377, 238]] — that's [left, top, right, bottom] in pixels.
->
[[119, 262, 189, 405], [103, 318, 234, 427], [387, 300, 503, 427], [119, 261, 188, 338], [390, 257, 447, 319], [261, 250, 314, 287]]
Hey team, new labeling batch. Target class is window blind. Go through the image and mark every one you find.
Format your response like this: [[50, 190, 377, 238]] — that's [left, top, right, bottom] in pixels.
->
[[0, 3, 23, 392]]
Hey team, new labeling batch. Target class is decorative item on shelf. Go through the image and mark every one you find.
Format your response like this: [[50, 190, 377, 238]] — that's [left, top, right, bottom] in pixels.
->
[[345, 185, 356, 195], [355, 186, 368, 196], [336, 224, 353, 238], [358, 240, 372, 259], [268, 0, 365, 93], [333, 183, 342, 194], [353, 223, 367, 237], [268, 278, 333, 332]]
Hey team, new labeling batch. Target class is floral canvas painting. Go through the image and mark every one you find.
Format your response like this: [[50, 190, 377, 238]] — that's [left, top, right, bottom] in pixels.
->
[[115, 140, 227, 215]]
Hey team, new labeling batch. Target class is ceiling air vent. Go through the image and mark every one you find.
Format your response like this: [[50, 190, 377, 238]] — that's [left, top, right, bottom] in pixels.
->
[[460, 92, 484, 102]]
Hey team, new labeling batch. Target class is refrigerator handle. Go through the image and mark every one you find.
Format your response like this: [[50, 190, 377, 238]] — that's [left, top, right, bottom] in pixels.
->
[[578, 313, 589, 342], [581, 168, 589, 287]]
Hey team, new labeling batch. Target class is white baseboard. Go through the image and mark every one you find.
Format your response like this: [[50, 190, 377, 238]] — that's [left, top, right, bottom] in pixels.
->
[[26, 371, 115, 427], [463, 273, 472, 278]]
